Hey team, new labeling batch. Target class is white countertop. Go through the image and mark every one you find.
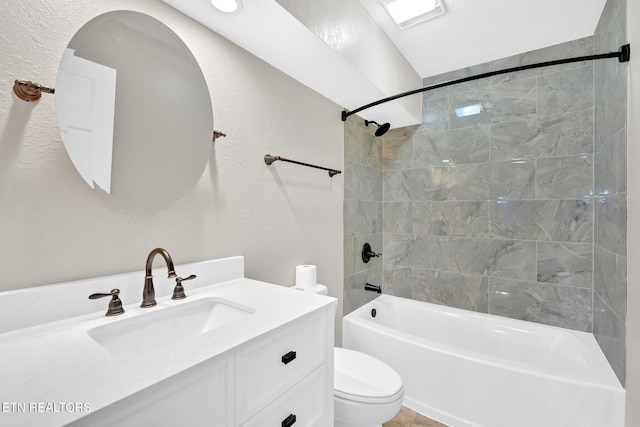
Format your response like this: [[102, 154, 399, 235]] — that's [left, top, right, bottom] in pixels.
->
[[0, 258, 336, 426]]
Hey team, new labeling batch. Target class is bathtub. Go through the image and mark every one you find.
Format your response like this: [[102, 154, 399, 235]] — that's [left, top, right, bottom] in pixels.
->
[[343, 295, 624, 427]]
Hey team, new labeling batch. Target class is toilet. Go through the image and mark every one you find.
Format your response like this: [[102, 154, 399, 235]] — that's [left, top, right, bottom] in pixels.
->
[[292, 284, 404, 426], [334, 347, 404, 427]]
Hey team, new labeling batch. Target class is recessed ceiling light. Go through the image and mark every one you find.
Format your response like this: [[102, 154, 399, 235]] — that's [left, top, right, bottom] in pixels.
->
[[380, 0, 445, 29], [211, 0, 241, 13]]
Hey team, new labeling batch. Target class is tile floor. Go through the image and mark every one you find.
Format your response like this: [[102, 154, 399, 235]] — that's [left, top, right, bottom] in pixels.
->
[[383, 406, 449, 427]]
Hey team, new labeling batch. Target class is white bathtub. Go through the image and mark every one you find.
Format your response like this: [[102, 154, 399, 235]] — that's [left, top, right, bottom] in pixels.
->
[[343, 295, 624, 427]]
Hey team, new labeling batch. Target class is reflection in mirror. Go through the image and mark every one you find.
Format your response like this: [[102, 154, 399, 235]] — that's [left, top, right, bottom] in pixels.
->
[[55, 11, 213, 211]]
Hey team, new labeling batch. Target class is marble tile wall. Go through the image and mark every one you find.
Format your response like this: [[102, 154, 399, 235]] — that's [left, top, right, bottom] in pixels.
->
[[593, 0, 627, 386], [343, 4, 628, 386], [381, 36, 599, 333], [344, 117, 384, 315]]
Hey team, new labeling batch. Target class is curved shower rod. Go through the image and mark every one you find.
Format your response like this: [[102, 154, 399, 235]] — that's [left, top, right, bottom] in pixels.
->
[[341, 44, 631, 122]]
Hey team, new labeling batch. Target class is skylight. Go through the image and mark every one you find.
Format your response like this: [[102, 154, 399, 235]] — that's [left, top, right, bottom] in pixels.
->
[[380, 0, 445, 29], [210, 0, 241, 13]]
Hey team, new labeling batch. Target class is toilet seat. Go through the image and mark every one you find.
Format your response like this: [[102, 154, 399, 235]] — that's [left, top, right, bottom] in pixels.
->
[[334, 347, 404, 404]]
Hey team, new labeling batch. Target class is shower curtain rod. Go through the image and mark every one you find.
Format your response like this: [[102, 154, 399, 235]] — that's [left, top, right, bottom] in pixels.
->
[[341, 44, 631, 122]]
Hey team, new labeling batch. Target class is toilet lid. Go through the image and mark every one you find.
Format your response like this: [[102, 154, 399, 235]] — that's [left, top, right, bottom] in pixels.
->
[[334, 348, 403, 404]]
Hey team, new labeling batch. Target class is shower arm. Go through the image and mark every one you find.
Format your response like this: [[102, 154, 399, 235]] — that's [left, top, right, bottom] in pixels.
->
[[341, 44, 631, 122]]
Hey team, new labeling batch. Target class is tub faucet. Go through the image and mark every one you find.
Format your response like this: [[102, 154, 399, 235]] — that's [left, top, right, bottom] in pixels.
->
[[141, 248, 177, 308], [365, 283, 382, 293]]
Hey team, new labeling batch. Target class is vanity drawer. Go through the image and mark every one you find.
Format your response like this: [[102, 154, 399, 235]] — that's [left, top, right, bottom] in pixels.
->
[[235, 309, 326, 423], [242, 365, 327, 427]]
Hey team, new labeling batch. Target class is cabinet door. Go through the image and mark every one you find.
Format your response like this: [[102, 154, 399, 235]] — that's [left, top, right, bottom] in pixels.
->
[[235, 310, 326, 423], [69, 356, 233, 427], [242, 365, 327, 427]]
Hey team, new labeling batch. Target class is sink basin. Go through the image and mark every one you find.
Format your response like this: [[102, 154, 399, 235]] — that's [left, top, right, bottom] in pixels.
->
[[88, 297, 254, 358]]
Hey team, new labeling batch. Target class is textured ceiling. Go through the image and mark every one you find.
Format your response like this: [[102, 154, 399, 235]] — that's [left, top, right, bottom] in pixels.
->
[[357, 0, 608, 78], [162, 0, 610, 126]]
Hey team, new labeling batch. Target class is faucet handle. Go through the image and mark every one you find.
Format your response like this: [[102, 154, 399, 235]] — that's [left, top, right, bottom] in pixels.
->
[[172, 274, 196, 300], [362, 243, 382, 263], [89, 289, 125, 316]]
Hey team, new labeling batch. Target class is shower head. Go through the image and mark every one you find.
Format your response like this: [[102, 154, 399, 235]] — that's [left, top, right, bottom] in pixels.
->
[[364, 119, 391, 137]]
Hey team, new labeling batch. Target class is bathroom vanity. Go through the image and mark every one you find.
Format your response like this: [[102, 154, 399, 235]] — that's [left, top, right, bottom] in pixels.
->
[[0, 256, 336, 426]]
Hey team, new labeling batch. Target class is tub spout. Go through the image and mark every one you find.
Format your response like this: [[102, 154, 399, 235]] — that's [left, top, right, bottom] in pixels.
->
[[365, 283, 382, 293]]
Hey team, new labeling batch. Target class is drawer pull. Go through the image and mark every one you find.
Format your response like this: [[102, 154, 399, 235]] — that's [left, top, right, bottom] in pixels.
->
[[281, 351, 297, 365], [281, 413, 296, 427]]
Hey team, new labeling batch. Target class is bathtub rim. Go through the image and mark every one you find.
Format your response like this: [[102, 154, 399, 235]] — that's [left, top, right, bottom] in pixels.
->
[[344, 294, 624, 392]]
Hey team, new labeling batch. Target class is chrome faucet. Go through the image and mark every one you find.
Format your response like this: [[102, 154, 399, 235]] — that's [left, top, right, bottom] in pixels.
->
[[141, 248, 177, 308]]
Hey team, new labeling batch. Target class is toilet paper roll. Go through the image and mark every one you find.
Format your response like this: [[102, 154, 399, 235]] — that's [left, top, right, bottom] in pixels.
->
[[295, 265, 317, 288]]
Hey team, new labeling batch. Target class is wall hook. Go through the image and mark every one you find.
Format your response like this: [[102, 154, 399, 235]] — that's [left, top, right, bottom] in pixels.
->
[[213, 130, 227, 141], [13, 80, 55, 102]]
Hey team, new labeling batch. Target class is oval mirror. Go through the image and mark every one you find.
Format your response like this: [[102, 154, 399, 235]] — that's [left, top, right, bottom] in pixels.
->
[[55, 11, 213, 211]]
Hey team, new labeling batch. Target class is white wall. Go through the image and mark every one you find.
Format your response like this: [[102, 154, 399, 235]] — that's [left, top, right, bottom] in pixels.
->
[[275, 0, 422, 124], [0, 0, 344, 335], [625, 0, 640, 423]]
